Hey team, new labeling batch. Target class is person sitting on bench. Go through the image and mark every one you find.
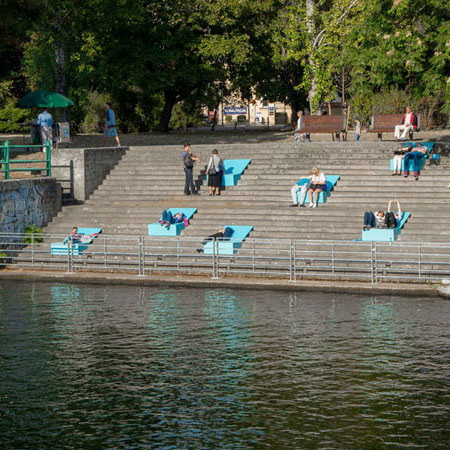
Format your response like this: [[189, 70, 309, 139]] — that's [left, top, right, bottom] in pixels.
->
[[290, 176, 310, 208], [363, 200, 402, 230], [68, 226, 96, 244], [394, 106, 418, 141], [307, 167, 326, 208], [159, 209, 188, 229], [392, 144, 413, 175], [196, 227, 234, 253], [403, 144, 428, 180]]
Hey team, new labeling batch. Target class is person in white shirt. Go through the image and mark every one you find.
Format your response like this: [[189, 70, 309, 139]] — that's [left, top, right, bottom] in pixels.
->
[[394, 106, 418, 140], [307, 167, 326, 208], [294, 111, 309, 142], [290, 179, 309, 207]]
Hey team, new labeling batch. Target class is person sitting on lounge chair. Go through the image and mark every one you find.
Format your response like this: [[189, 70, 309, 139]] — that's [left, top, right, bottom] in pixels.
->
[[363, 200, 402, 230]]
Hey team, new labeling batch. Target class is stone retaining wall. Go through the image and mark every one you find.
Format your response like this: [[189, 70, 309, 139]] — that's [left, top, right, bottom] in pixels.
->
[[0, 178, 62, 233], [51, 146, 128, 201]]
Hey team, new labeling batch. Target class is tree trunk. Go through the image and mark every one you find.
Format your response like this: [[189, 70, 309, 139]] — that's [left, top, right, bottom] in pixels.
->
[[54, 39, 69, 121], [158, 90, 177, 133], [306, 0, 320, 114]]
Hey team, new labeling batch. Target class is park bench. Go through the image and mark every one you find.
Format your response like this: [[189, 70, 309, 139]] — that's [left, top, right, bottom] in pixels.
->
[[296, 175, 340, 204], [148, 208, 197, 237], [298, 115, 347, 141], [389, 142, 435, 172], [369, 114, 420, 141], [361, 212, 411, 242], [203, 225, 253, 256], [51, 227, 102, 255]]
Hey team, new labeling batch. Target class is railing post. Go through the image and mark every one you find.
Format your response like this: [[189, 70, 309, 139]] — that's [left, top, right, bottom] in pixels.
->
[[67, 238, 73, 273], [69, 160, 74, 201], [176, 237, 180, 270], [293, 239, 297, 281], [211, 238, 219, 279], [104, 235, 108, 268], [370, 241, 375, 283], [289, 239, 293, 281], [332, 241, 335, 275], [31, 238, 35, 267], [418, 243, 422, 279], [138, 236, 144, 276], [4, 140, 10, 180], [46, 140, 51, 176]]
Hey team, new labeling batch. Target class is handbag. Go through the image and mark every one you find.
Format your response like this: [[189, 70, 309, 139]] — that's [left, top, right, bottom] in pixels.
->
[[208, 158, 217, 175]]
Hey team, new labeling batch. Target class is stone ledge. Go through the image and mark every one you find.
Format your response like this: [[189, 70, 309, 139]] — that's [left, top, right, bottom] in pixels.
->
[[0, 268, 441, 298]]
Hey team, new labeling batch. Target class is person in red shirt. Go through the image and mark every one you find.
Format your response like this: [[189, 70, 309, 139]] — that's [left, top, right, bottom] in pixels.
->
[[394, 106, 418, 140]]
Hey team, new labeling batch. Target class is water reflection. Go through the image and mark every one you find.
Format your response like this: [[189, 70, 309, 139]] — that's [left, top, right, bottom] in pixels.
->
[[1, 282, 450, 449]]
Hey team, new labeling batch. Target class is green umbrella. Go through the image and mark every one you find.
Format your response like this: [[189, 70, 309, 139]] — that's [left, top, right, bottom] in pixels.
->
[[18, 90, 74, 108]]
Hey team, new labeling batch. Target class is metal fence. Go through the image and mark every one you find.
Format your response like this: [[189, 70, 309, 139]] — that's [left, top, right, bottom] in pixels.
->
[[0, 141, 51, 179], [1, 232, 450, 283]]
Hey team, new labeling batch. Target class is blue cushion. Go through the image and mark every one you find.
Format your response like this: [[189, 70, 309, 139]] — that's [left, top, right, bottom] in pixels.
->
[[203, 225, 253, 255]]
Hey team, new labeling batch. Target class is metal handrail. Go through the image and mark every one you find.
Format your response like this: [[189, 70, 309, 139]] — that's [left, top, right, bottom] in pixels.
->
[[0, 140, 51, 179], [1, 232, 450, 282]]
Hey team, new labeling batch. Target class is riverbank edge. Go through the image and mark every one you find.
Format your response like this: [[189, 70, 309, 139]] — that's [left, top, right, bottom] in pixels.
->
[[1, 269, 447, 298]]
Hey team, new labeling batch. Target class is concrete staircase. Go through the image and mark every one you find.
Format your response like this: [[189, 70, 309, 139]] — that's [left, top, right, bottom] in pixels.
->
[[43, 141, 449, 245]]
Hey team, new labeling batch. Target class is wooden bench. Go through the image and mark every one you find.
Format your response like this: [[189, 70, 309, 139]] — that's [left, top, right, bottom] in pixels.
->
[[298, 116, 347, 141], [369, 114, 420, 141]]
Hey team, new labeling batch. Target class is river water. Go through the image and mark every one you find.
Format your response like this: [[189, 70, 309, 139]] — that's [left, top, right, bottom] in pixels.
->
[[1, 281, 450, 449]]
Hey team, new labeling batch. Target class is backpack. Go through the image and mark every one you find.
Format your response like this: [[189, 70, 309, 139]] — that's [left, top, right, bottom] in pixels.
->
[[183, 153, 193, 169]]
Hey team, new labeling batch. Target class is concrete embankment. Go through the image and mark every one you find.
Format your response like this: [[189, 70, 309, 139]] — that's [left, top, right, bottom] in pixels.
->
[[0, 269, 443, 298]]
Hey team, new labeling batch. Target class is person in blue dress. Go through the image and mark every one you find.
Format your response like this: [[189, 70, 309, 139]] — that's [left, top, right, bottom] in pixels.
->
[[103, 102, 121, 146]]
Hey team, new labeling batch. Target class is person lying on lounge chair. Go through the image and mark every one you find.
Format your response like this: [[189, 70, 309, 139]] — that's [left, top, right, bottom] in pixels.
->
[[158, 210, 189, 229], [196, 227, 234, 253]]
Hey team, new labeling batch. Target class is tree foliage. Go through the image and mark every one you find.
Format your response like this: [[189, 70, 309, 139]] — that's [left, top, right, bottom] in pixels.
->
[[0, 0, 448, 132]]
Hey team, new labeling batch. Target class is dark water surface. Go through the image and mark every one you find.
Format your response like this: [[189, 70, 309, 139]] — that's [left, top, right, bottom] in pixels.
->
[[1, 282, 450, 449]]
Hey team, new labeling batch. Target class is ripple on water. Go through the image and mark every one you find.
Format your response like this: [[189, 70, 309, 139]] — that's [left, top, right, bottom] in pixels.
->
[[1, 283, 450, 449]]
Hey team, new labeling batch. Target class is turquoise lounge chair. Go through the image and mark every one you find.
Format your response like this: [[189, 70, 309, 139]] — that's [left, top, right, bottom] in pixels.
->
[[148, 208, 197, 237], [389, 142, 435, 172], [206, 159, 251, 186], [51, 227, 102, 255], [361, 212, 411, 242], [203, 225, 253, 255], [296, 175, 340, 204]]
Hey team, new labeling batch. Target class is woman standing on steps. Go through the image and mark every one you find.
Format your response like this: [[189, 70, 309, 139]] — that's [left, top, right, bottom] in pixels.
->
[[206, 149, 224, 196]]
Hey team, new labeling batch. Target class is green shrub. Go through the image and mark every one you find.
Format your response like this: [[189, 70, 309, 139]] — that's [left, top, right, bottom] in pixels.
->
[[237, 115, 247, 122], [225, 115, 232, 123], [0, 105, 31, 133], [23, 224, 43, 244], [79, 91, 110, 133]]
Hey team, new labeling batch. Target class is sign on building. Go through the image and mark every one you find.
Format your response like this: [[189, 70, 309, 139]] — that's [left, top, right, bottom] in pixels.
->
[[224, 107, 247, 115]]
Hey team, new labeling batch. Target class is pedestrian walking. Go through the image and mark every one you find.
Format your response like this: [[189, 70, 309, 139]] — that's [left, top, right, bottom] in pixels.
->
[[103, 102, 121, 146]]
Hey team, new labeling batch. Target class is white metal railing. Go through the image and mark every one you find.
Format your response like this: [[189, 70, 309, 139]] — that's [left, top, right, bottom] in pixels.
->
[[1, 232, 450, 283]]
